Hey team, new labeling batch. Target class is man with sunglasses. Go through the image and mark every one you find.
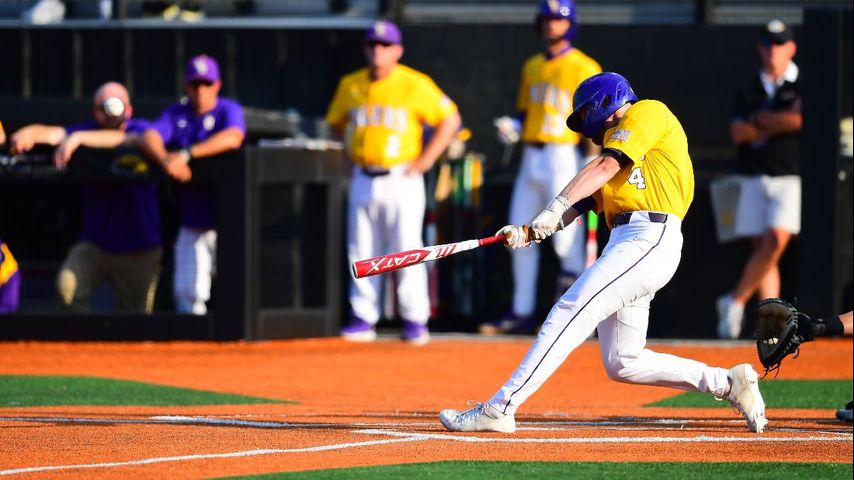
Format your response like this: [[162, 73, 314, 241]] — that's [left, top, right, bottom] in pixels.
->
[[716, 19, 803, 340], [9, 82, 162, 313], [140, 54, 246, 315], [327, 20, 461, 345]]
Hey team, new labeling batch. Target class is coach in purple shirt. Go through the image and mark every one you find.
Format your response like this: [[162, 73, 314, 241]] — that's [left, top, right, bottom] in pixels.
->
[[9, 82, 162, 313], [140, 54, 246, 315]]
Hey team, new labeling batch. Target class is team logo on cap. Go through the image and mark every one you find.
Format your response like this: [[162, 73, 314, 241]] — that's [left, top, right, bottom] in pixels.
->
[[766, 19, 786, 33], [547, 0, 569, 15], [374, 21, 386, 35], [194, 57, 209, 74]]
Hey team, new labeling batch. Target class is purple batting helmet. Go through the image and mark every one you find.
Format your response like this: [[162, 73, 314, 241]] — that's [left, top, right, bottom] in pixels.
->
[[566, 72, 638, 139], [536, 0, 579, 41]]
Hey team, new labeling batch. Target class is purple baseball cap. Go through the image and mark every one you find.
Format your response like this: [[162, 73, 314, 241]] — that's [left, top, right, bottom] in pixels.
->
[[364, 20, 402, 45], [186, 55, 220, 84]]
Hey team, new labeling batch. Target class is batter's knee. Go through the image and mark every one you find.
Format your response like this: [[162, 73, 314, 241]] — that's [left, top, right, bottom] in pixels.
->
[[602, 354, 641, 383]]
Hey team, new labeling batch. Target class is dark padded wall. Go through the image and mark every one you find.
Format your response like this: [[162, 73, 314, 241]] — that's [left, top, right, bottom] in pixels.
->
[[1, 16, 850, 336]]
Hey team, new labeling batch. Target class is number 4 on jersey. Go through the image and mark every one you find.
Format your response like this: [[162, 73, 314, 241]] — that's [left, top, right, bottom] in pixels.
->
[[628, 167, 646, 190]]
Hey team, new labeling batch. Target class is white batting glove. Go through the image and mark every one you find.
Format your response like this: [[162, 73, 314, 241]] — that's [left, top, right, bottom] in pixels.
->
[[496, 224, 531, 249], [530, 196, 571, 242], [493, 116, 520, 145]]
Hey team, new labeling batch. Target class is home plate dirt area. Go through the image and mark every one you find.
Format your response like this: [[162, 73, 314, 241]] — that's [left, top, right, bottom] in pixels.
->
[[0, 336, 851, 479]]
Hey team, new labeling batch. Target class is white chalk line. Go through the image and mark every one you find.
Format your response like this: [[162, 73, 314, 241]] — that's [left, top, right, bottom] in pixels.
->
[[354, 428, 853, 443], [0, 435, 428, 476], [1, 415, 850, 477]]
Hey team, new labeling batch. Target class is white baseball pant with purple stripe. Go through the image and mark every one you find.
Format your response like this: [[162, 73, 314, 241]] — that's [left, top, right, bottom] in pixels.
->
[[488, 211, 731, 415]]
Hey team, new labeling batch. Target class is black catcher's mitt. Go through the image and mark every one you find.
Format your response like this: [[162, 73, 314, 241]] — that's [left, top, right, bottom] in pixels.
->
[[755, 298, 811, 376]]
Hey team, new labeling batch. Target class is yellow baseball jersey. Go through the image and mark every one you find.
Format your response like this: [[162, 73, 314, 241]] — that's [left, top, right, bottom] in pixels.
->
[[326, 64, 458, 169], [517, 48, 601, 144], [599, 100, 694, 228]]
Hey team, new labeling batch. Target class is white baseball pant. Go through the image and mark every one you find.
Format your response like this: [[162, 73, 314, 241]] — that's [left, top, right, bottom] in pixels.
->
[[348, 166, 430, 324], [489, 212, 731, 415], [173, 227, 217, 315], [508, 143, 586, 316]]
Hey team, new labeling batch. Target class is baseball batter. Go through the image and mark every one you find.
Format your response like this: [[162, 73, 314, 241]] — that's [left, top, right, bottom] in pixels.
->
[[327, 20, 461, 345], [483, 0, 601, 335], [440, 73, 767, 433]]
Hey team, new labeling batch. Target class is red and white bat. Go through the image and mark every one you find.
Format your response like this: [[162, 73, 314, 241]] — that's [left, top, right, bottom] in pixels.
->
[[352, 234, 506, 279]]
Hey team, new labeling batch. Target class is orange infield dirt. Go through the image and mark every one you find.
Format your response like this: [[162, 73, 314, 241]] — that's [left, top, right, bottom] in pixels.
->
[[0, 335, 851, 479]]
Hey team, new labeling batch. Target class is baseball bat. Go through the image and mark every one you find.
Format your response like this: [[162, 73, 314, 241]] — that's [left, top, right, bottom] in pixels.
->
[[352, 230, 524, 279], [585, 211, 599, 268]]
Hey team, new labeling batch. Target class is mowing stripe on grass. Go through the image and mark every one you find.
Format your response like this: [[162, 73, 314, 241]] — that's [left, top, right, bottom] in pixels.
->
[[647, 380, 852, 408], [219, 461, 854, 480], [0, 375, 290, 407]]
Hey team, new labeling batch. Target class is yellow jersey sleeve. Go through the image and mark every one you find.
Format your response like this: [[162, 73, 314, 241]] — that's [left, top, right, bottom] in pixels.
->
[[599, 100, 694, 227], [325, 70, 364, 128], [603, 100, 668, 165], [413, 76, 457, 127]]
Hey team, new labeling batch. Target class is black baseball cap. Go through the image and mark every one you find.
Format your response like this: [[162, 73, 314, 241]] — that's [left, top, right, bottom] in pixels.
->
[[760, 19, 793, 45]]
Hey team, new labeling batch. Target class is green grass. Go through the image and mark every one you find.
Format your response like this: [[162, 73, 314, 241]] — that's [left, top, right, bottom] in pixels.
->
[[0, 375, 292, 407], [220, 461, 853, 480], [647, 379, 852, 408]]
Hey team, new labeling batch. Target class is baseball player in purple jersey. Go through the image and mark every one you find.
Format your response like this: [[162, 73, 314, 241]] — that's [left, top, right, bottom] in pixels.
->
[[10, 82, 163, 313], [139, 54, 246, 315], [0, 238, 21, 313]]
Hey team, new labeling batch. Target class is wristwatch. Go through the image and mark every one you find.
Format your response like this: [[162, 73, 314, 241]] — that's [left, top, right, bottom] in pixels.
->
[[179, 148, 192, 163]]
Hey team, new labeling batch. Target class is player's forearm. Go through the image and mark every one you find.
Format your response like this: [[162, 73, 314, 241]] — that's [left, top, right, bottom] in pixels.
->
[[416, 111, 462, 170], [556, 155, 622, 206], [754, 111, 802, 135], [12, 125, 67, 147], [185, 128, 245, 160], [730, 120, 759, 144], [70, 130, 129, 149], [139, 129, 169, 165]]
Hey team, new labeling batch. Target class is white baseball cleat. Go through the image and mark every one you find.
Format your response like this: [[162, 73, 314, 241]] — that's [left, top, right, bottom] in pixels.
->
[[439, 401, 516, 433], [724, 364, 768, 433], [716, 294, 745, 340]]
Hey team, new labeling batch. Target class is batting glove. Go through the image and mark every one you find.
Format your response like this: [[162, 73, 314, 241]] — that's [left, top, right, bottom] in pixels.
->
[[530, 196, 571, 242], [496, 224, 531, 249], [493, 116, 520, 145]]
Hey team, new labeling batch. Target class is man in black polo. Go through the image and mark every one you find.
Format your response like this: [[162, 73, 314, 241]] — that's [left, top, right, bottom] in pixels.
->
[[717, 19, 803, 339]]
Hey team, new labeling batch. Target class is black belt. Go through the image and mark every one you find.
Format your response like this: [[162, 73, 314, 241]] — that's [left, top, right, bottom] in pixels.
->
[[613, 211, 668, 227], [525, 142, 546, 149], [361, 168, 391, 177]]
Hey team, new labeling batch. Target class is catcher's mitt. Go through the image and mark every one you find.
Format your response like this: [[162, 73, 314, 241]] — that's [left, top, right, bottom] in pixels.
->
[[755, 298, 811, 376]]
